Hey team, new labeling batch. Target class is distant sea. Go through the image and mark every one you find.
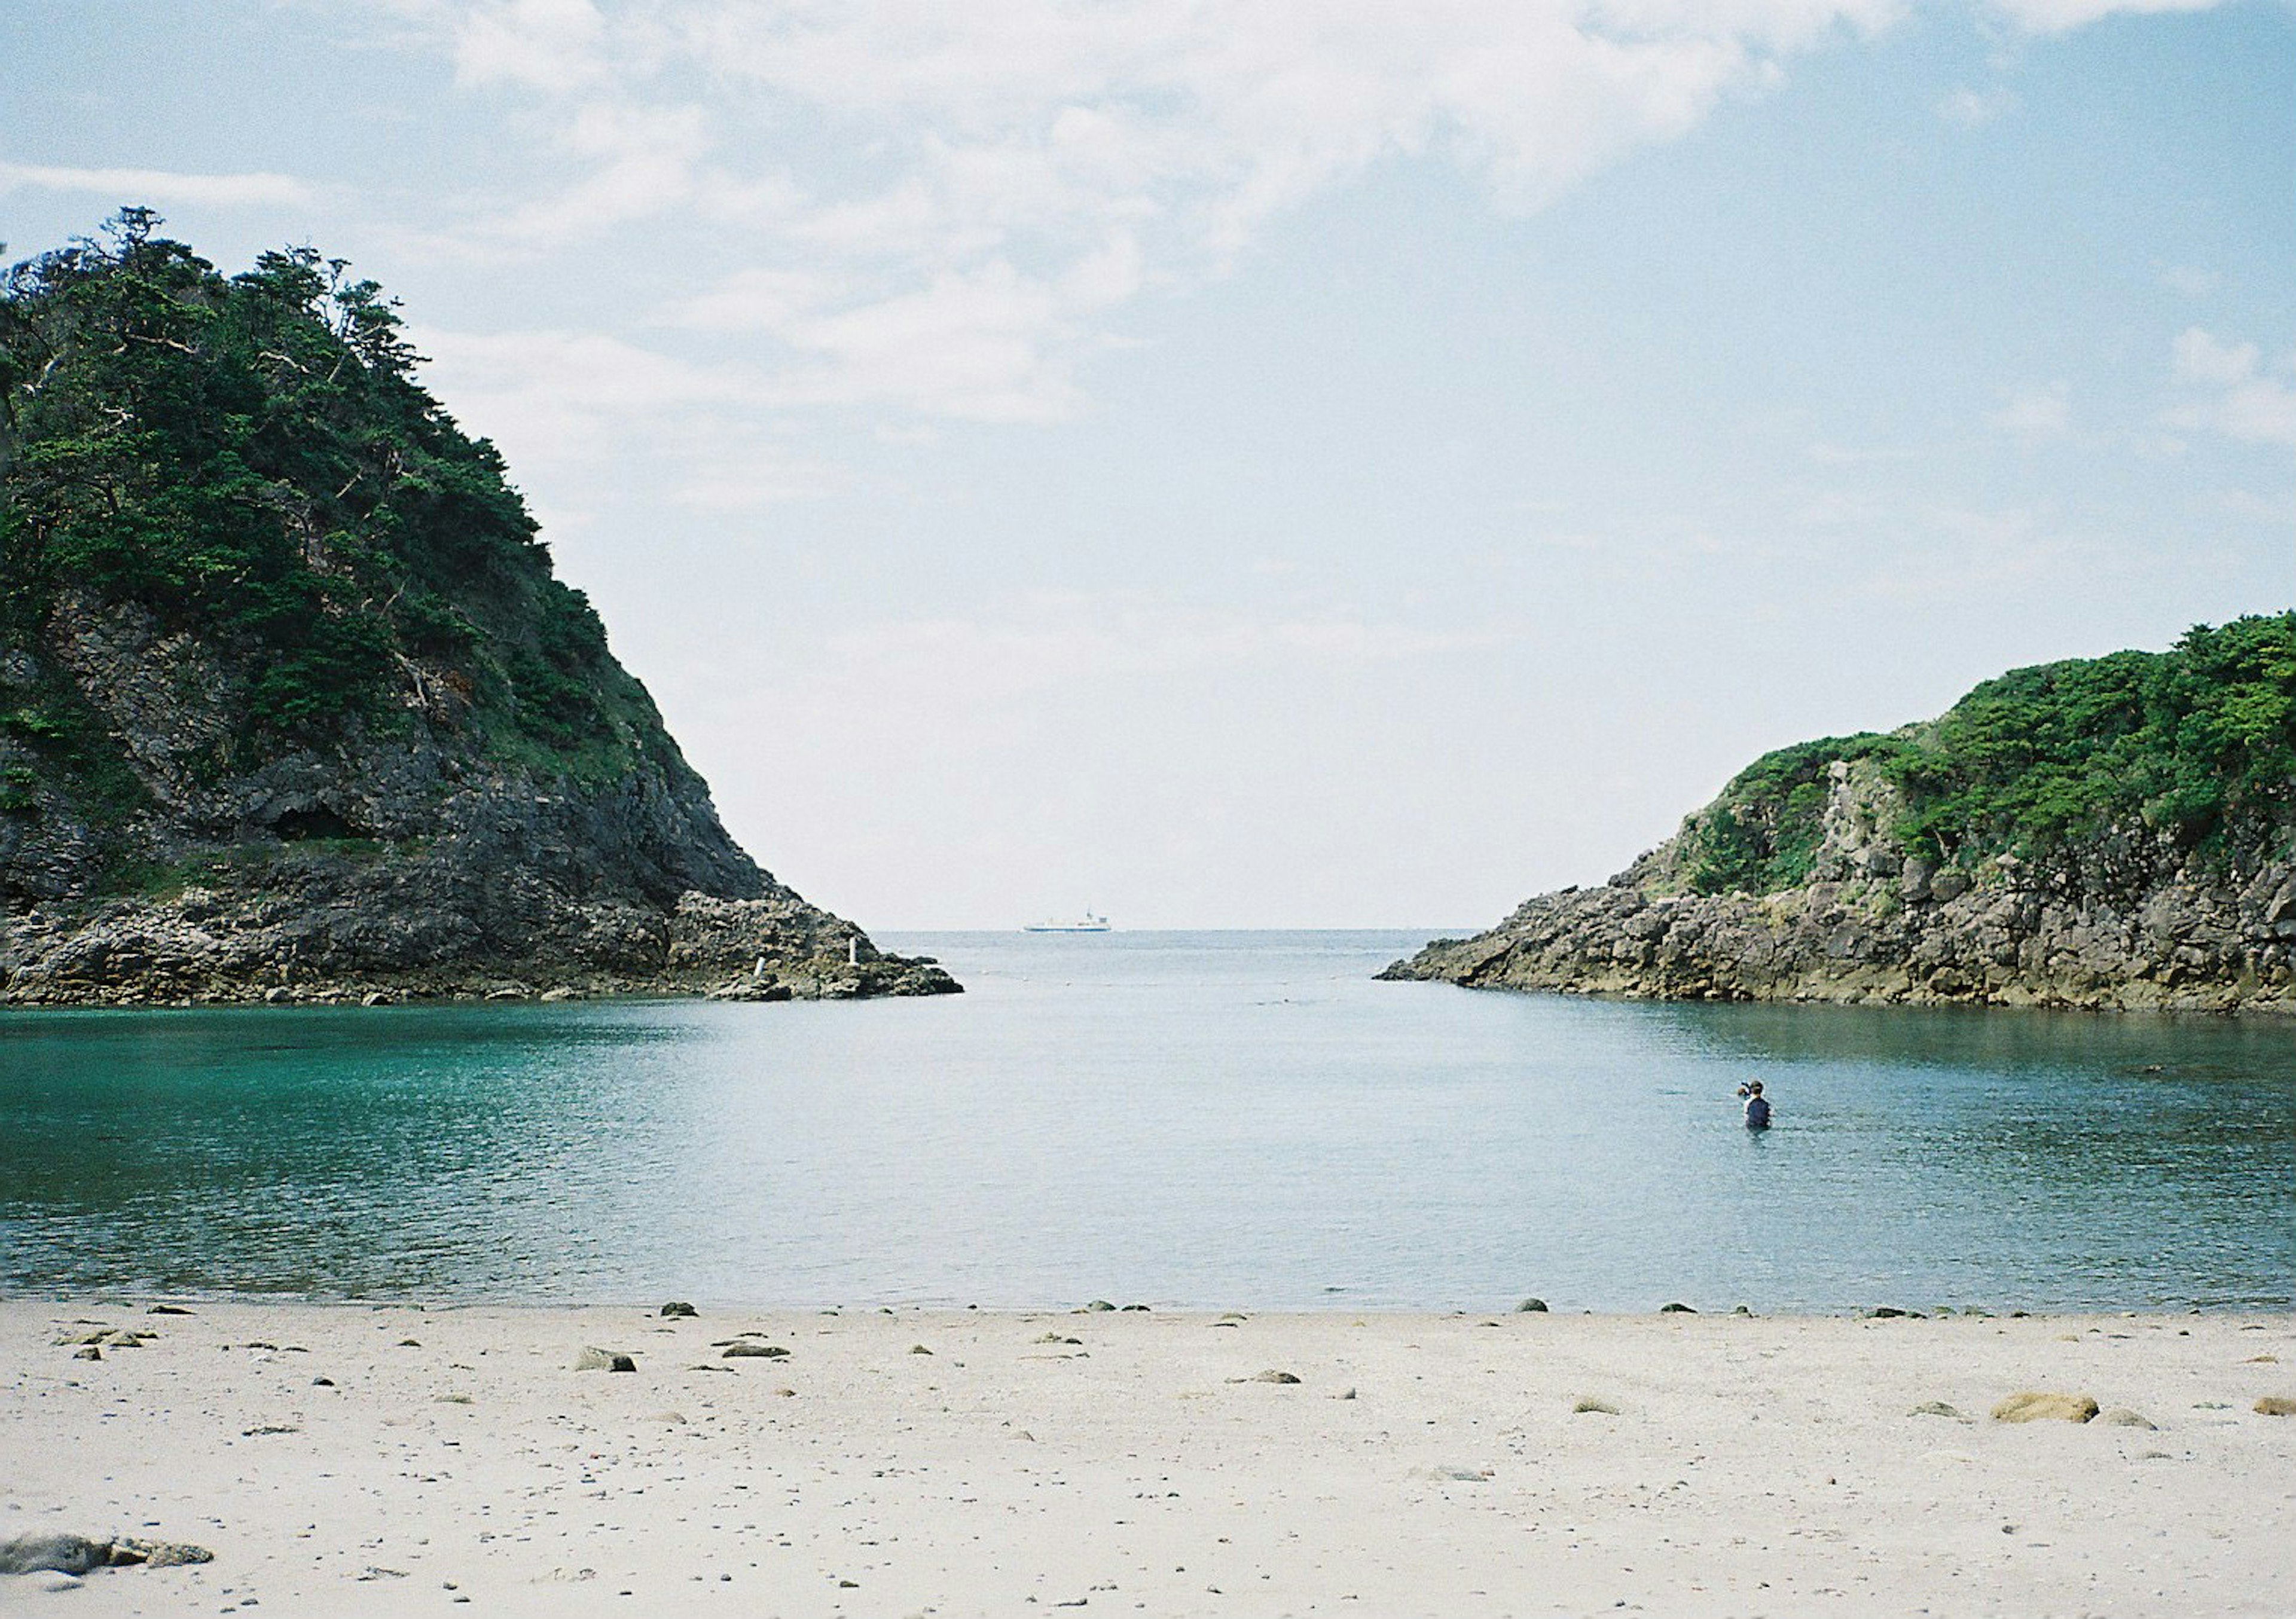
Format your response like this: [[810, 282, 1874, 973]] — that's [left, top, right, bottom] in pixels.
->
[[4, 930, 2292, 1312]]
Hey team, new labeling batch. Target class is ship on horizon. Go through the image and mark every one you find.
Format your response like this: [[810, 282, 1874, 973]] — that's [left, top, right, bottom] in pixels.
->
[[1024, 911, 1111, 933]]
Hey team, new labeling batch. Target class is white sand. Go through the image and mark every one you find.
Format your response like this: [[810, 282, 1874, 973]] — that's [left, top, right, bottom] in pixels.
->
[[4, 1301, 2292, 1617]]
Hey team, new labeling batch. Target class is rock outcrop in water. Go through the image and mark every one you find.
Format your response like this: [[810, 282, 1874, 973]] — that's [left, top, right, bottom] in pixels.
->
[[1385, 615, 2296, 1015], [0, 213, 955, 1006]]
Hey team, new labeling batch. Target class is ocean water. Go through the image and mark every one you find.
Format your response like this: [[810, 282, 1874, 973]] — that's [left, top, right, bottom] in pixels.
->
[[3, 930, 2292, 1312]]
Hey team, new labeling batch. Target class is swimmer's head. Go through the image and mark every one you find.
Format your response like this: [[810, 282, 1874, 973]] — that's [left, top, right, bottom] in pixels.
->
[[1747, 1081, 1763, 1095]]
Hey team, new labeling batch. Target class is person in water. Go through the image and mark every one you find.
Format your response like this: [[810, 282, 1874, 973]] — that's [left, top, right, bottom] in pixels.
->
[[1738, 1080, 1772, 1130]]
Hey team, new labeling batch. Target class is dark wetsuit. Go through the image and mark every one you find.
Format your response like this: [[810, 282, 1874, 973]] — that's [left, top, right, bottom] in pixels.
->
[[1744, 1095, 1772, 1130]]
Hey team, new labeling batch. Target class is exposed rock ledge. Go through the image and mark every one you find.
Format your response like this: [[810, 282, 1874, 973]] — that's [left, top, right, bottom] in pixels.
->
[[1384, 760, 2296, 1015]]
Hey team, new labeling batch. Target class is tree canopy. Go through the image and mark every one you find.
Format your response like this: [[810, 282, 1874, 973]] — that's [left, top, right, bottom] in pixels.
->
[[1, 210, 651, 772], [1678, 613, 2296, 894]]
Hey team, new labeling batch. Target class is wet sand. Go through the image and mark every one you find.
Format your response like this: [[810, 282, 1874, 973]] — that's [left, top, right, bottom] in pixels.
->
[[4, 1302, 2292, 1616]]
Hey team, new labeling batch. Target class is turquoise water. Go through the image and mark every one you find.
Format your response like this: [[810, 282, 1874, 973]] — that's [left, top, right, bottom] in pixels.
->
[[4, 930, 2292, 1311]]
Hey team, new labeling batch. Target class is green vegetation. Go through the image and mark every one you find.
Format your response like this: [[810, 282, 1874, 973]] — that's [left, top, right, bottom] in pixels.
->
[[1680, 613, 2296, 895], [0, 210, 669, 807]]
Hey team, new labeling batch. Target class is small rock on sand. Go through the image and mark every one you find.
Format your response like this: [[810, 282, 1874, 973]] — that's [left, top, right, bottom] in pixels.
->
[[1909, 1401, 1966, 1419], [1990, 1392, 2099, 1424], [1660, 1303, 1696, 1314], [909, 1343, 934, 1355], [2100, 1407, 2157, 1429], [1226, 1370, 1299, 1385], [1078, 1300, 1117, 1313], [2254, 1395, 2296, 1417], [1573, 1397, 1620, 1415], [574, 1347, 638, 1373], [659, 1302, 697, 1318], [1516, 1298, 1549, 1313], [720, 1343, 788, 1359]]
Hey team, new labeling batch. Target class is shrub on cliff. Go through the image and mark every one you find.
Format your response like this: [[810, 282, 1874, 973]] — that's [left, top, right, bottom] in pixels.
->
[[1681, 612, 2296, 895]]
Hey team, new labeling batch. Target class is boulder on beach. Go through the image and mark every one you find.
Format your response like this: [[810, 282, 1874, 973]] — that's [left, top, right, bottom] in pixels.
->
[[1990, 1392, 2099, 1424], [0, 1533, 213, 1575], [574, 1346, 638, 1373]]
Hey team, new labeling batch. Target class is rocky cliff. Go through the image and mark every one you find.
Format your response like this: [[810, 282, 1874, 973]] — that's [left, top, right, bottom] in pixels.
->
[[0, 214, 955, 1006], [1386, 616, 2296, 1014]]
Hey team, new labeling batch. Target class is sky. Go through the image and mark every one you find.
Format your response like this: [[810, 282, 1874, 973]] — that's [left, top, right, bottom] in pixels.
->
[[3, 0, 2291, 930]]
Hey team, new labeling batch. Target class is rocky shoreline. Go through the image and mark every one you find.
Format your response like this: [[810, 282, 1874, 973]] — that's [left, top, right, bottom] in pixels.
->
[[1386, 760, 2296, 1015]]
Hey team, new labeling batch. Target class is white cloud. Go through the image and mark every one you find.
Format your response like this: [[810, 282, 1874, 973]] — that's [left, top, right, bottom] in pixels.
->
[[2167, 328, 2296, 449], [2159, 264, 2218, 298], [377, 0, 2235, 426], [412, 325, 764, 466], [1987, 0, 2220, 33], [1938, 85, 2019, 126], [0, 160, 315, 209], [823, 594, 1512, 702], [389, 0, 1923, 420], [1988, 380, 2072, 438], [450, 0, 613, 90]]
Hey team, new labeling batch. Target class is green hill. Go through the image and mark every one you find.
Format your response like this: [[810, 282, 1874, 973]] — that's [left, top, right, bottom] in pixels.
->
[[0, 212, 955, 1004], [1388, 616, 2296, 1013]]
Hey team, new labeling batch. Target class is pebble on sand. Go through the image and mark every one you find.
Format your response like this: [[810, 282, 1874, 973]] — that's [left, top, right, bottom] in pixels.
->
[[2099, 1408, 2157, 1429]]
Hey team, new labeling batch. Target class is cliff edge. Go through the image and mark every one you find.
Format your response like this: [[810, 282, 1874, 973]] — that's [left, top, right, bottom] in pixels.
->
[[1385, 615, 2296, 1014], [0, 214, 955, 1006]]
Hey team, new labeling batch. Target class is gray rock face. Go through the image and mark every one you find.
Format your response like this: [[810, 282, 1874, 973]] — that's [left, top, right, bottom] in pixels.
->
[[0, 607, 957, 1006], [1385, 759, 2296, 1015]]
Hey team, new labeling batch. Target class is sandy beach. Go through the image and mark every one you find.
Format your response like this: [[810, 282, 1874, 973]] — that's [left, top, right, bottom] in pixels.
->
[[4, 1301, 2292, 1617]]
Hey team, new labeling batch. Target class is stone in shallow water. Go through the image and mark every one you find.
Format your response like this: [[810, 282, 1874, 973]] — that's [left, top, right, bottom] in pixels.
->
[[1990, 1392, 2098, 1424]]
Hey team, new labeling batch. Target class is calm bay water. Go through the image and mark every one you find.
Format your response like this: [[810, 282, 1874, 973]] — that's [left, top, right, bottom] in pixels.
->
[[4, 930, 2292, 1312]]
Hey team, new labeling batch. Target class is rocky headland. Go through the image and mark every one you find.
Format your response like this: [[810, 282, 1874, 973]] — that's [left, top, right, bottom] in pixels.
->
[[1387, 615, 2296, 1014], [0, 214, 954, 1006]]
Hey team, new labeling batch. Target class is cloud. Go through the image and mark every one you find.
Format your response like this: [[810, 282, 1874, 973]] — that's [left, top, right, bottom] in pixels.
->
[[2159, 264, 2218, 298], [0, 160, 315, 209], [1986, 0, 2220, 33], [1988, 380, 2072, 438], [823, 594, 1512, 702], [1937, 85, 2018, 126], [411, 324, 766, 468], [386, 0, 1921, 420], [450, 0, 613, 91], [375, 0, 2235, 426], [2167, 328, 2296, 448]]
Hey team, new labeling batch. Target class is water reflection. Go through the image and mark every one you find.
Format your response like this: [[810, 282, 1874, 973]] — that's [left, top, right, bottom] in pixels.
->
[[3, 932, 2291, 1310]]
